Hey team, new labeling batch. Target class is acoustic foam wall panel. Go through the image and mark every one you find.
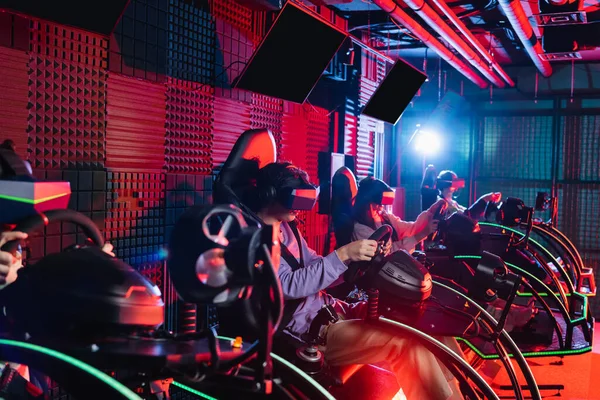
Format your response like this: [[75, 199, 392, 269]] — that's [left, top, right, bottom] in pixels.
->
[[27, 169, 107, 261], [30, 20, 108, 69], [210, 0, 254, 35], [105, 171, 166, 266], [356, 55, 386, 179], [251, 93, 283, 153], [165, 81, 214, 174], [211, 0, 255, 101], [168, 0, 215, 85], [164, 173, 213, 240], [27, 56, 107, 170], [343, 97, 359, 157], [304, 107, 331, 253], [212, 96, 251, 172], [105, 73, 167, 171], [110, 0, 169, 82], [281, 101, 308, 167], [0, 47, 29, 160], [0, 12, 30, 51]]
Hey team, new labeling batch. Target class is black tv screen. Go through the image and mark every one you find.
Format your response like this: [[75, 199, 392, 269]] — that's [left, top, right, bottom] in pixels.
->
[[0, 0, 130, 35], [361, 59, 427, 125], [234, 2, 347, 104]]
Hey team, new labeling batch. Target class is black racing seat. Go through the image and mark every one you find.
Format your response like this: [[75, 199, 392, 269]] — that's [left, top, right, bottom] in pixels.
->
[[329, 167, 360, 300], [331, 166, 358, 249], [211, 129, 373, 389]]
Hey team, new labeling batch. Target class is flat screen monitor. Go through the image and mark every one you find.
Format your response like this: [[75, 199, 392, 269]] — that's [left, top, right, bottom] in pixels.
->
[[361, 59, 427, 125], [0, 0, 130, 35], [234, 2, 347, 104]]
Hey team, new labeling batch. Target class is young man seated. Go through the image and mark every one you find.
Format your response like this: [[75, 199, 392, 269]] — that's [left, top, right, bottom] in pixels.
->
[[351, 177, 447, 254], [252, 162, 464, 400]]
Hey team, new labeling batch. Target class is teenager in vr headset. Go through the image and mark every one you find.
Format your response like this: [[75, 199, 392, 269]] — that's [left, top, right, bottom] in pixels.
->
[[352, 177, 447, 254], [253, 162, 464, 400], [422, 166, 501, 218]]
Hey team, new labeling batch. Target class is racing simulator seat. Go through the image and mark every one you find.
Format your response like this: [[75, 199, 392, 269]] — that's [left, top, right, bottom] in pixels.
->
[[328, 168, 544, 399], [211, 129, 400, 396]]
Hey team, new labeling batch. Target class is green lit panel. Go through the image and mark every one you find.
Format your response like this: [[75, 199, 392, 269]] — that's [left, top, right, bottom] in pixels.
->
[[479, 222, 585, 295], [0, 339, 141, 399], [456, 337, 592, 360]]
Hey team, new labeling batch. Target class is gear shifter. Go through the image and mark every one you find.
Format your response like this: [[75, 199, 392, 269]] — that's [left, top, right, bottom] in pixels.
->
[[297, 305, 339, 374]]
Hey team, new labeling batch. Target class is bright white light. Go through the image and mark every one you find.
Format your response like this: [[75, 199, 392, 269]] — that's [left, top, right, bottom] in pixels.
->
[[414, 130, 441, 155]]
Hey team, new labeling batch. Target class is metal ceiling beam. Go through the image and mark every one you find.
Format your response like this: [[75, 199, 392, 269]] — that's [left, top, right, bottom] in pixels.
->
[[398, 0, 508, 87], [373, 0, 490, 88], [431, 0, 515, 86], [496, 0, 553, 76]]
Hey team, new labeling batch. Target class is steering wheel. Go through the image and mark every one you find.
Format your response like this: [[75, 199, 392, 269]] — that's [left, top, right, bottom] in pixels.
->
[[1, 209, 104, 253], [344, 225, 393, 283], [483, 200, 503, 223]]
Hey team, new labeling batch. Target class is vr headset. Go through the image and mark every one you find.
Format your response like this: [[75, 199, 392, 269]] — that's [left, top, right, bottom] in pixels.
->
[[437, 176, 465, 191], [380, 188, 395, 206], [278, 184, 320, 211]]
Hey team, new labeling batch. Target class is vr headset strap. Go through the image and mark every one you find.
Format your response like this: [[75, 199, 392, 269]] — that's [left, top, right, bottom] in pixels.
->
[[277, 221, 305, 335]]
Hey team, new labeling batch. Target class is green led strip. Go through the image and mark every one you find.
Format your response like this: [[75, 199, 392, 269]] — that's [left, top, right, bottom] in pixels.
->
[[0, 339, 141, 399], [455, 255, 588, 323], [0, 192, 69, 205], [456, 337, 592, 359], [479, 222, 576, 291], [217, 335, 336, 400], [172, 381, 218, 400]]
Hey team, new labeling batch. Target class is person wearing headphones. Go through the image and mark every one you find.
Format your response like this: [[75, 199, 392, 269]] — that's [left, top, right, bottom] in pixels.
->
[[351, 177, 447, 254], [252, 161, 464, 400], [421, 166, 501, 218]]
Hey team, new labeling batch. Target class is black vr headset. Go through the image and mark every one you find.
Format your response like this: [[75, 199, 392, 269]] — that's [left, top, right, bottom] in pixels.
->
[[279, 184, 320, 211], [258, 164, 320, 211], [357, 177, 396, 206], [436, 171, 465, 192]]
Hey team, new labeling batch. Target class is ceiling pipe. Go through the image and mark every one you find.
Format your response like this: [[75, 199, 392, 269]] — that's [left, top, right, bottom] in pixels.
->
[[430, 0, 515, 87], [496, 0, 553, 77], [398, 0, 507, 88], [372, 0, 489, 88]]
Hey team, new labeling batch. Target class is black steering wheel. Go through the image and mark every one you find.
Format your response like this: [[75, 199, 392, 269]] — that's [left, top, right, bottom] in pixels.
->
[[1, 209, 104, 253], [483, 200, 503, 223], [344, 224, 393, 283]]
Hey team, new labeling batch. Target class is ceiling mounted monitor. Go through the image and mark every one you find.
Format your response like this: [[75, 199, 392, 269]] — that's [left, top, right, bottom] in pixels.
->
[[0, 0, 130, 36], [361, 59, 428, 125], [234, 1, 348, 104]]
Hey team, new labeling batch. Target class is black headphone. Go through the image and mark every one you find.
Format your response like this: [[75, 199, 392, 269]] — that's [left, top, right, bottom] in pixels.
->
[[256, 163, 297, 206]]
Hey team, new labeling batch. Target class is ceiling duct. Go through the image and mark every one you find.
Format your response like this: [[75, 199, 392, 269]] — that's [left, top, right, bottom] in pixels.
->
[[398, 0, 509, 88], [430, 0, 515, 87], [372, 0, 489, 88], [496, 0, 553, 77]]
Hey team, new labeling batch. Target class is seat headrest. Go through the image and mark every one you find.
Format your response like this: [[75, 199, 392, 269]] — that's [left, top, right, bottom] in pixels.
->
[[332, 167, 358, 206], [213, 129, 277, 213], [331, 167, 358, 248]]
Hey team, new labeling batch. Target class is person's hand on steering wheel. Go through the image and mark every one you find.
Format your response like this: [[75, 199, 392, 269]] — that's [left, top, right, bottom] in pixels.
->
[[102, 242, 115, 257], [0, 231, 28, 286], [428, 198, 448, 217], [382, 239, 392, 256], [336, 239, 378, 263], [482, 192, 502, 203], [425, 219, 440, 235]]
